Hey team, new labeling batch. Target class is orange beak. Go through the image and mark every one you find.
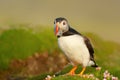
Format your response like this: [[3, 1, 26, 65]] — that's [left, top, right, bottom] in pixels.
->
[[55, 23, 59, 36]]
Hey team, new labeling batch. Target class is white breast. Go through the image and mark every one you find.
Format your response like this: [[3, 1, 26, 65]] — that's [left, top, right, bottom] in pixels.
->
[[58, 35, 90, 67]]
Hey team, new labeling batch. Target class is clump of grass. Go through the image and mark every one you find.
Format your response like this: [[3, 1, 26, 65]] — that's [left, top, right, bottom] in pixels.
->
[[0, 28, 40, 69], [0, 26, 58, 70]]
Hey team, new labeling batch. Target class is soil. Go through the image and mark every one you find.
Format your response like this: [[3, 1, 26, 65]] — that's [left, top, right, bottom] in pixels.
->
[[0, 52, 68, 80]]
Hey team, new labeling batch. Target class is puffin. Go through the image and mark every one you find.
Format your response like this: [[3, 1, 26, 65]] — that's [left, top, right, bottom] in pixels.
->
[[54, 17, 98, 75]]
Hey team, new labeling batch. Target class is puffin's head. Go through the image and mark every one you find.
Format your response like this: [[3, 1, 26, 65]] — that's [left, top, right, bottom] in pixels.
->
[[54, 17, 69, 37]]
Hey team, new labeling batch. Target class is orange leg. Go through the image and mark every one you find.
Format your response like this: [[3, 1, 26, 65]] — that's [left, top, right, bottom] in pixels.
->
[[68, 66, 77, 75], [79, 67, 86, 75]]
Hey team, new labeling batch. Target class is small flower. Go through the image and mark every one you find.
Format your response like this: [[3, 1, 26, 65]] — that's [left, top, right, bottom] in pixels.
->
[[53, 75, 56, 77], [103, 70, 111, 79], [104, 70, 109, 75], [96, 67, 102, 71], [95, 78, 99, 80], [45, 75, 52, 80], [89, 74, 94, 78], [112, 76, 118, 80], [103, 78, 107, 80]]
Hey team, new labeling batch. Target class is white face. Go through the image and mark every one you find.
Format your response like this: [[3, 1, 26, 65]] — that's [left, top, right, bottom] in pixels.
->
[[54, 20, 69, 37], [59, 20, 69, 32]]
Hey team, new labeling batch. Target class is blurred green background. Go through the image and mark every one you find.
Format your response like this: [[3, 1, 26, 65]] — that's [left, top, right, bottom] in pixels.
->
[[0, 0, 120, 80]]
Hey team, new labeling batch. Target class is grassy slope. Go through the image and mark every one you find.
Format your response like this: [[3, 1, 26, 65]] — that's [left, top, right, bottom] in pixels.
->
[[0, 25, 120, 79], [0, 26, 58, 69]]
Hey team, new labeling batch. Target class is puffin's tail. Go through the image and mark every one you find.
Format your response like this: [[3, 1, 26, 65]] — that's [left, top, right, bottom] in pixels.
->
[[88, 60, 98, 68], [91, 63, 98, 67]]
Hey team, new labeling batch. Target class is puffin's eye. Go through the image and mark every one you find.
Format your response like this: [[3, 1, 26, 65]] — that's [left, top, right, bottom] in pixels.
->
[[63, 22, 66, 25]]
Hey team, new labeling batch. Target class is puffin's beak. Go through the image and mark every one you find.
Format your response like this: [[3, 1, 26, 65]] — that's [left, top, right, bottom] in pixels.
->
[[55, 23, 59, 36]]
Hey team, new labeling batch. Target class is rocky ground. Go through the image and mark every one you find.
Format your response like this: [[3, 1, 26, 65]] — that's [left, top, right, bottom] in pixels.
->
[[0, 52, 68, 80]]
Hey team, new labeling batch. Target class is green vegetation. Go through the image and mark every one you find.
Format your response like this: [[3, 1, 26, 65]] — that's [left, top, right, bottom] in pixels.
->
[[0, 26, 58, 69], [0, 24, 120, 79], [29, 64, 118, 80]]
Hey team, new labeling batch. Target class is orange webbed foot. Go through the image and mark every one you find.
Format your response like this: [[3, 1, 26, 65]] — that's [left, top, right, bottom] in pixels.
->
[[67, 66, 77, 75]]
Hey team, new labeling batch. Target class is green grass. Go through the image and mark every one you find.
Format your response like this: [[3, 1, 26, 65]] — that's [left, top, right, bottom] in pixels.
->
[[52, 76, 94, 80], [28, 64, 115, 80], [0, 24, 120, 79], [29, 64, 119, 80], [0, 29, 40, 69]]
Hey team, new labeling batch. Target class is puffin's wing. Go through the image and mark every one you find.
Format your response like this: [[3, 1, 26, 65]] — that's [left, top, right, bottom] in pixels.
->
[[62, 27, 81, 36], [69, 27, 81, 35], [63, 27, 94, 59], [83, 36, 94, 59], [69, 27, 94, 55]]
